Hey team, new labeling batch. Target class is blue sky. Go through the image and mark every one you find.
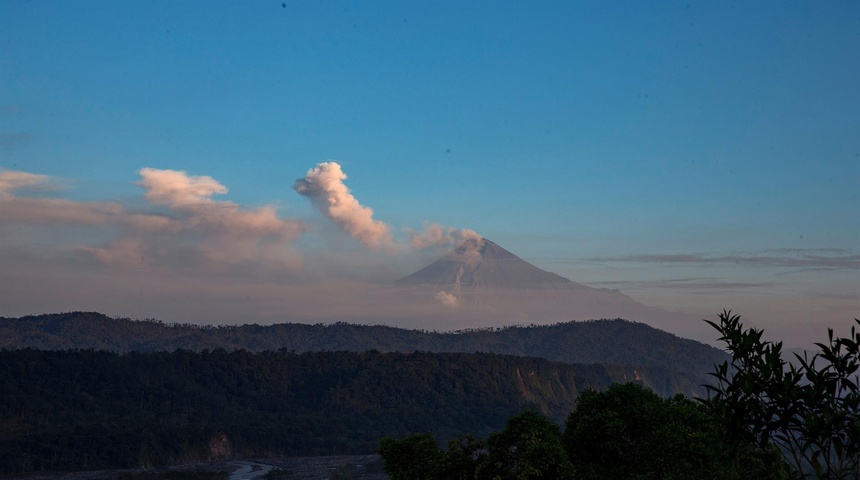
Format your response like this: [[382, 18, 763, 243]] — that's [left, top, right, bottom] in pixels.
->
[[1, 1, 858, 346]]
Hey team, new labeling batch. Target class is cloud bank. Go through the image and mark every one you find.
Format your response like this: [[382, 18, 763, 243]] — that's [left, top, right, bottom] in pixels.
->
[[133, 168, 306, 266], [0, 167, 307, 272]]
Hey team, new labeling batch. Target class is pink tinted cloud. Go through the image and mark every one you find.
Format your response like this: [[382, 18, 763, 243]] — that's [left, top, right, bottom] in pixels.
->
[[0, 169, 127, 224], [0, 169, 53, 194], [0, 196, 123, 225], [0, 168, 306, 271], [294, 162, 397, 251], [137, 168, 305, 241], [137, 168, 226, 209]]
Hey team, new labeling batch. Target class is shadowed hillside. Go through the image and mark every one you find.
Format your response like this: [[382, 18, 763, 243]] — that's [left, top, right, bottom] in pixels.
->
[[0, 349, 704, 476], [0, 312, 727, 374]]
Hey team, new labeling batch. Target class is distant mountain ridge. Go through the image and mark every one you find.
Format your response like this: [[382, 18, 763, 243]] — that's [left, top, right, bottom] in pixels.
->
[[0, 311, 727, 375]]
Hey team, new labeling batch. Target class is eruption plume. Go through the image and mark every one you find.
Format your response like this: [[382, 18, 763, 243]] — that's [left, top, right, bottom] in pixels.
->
[[294, 162, 396, 251], [408, 222, 482, 251]]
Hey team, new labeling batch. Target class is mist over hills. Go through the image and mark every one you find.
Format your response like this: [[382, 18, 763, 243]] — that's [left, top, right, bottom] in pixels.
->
[[0, 311, 726, 375], [0, 237, 715, 342]]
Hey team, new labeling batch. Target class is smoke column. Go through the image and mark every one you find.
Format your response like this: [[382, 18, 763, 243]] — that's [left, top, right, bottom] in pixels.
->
[[294, 162, 397, 251]]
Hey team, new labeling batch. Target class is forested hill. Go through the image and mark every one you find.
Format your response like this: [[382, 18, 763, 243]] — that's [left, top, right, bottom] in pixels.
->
[[0, 312, 726, 373], [0, 348, 704, 475]]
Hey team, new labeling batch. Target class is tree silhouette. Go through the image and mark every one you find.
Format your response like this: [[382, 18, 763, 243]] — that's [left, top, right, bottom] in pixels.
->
[[703, 310, 860, 479]]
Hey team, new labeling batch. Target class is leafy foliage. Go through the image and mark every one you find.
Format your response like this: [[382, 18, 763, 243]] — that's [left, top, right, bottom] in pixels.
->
[[437, 434, 485, 480], [564, 383, 786, 480], [477, 410, 574, 480], [379, 411, 573, 480], [703, 310, 860, 479], [378, 434, 444, 480]]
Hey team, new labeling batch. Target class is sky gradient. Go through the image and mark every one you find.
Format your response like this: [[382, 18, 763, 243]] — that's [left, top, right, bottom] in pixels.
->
[[1, 1, 858, 347]]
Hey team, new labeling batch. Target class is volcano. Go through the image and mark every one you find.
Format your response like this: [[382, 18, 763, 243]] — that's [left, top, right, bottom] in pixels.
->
[[392, 237, 706, 340], [396, 238, 574, 291], [395, 237, 621, 302]]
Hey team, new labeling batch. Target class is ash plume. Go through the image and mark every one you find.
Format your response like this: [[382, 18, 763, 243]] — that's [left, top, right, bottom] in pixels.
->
[[435, 290, 460, 308], [294, 162, 397, 251], [293, 162, 482, 255], [408, 222, 482, 250]]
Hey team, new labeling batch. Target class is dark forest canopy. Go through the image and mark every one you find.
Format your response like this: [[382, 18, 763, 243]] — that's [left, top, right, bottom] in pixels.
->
[[0, 312, 726, 374], [378, 384, 788, 480], [0, 348, 706, 476]]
